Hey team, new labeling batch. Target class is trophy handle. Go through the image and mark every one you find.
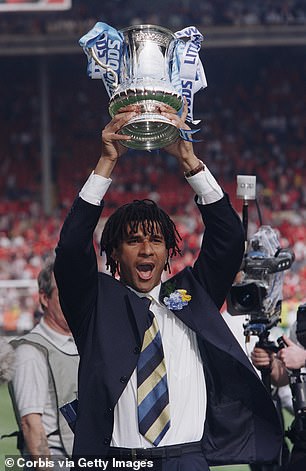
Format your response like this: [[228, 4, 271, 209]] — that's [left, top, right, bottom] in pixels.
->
[[89, 48, 119, 89]]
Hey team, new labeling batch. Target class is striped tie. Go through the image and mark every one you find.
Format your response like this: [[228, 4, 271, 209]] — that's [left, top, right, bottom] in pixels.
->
[[137, 299, 170, 446]]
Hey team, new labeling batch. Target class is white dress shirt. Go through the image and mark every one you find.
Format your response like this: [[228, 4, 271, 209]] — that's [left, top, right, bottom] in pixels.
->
[[111, 284, 207, 447]]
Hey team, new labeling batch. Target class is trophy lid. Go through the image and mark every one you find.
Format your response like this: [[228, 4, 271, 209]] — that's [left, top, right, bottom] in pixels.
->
[[120, 24, 175, 38], [120, 24, 176, 47]]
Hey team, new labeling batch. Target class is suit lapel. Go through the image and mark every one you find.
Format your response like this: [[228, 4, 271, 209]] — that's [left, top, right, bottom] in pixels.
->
[[125, 290, 151, 341], [159, 278, 199, 332], [159, 278, 255, 373]]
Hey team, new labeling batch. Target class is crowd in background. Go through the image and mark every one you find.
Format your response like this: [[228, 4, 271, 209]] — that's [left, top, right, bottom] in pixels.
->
[[2, 47, 305, 211], [0, 44, 305, 334], [0, 0, 306, 35]]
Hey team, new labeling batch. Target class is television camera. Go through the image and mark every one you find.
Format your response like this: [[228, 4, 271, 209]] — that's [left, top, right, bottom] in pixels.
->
[[227, 175, 295, 397], [227, 225, 295, 337], [227, 175, 294, 338]]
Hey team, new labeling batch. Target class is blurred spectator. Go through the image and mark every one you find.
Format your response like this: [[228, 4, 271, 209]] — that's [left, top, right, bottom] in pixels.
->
[[9, 260, 79, 467], [0, 336, 15, 384]]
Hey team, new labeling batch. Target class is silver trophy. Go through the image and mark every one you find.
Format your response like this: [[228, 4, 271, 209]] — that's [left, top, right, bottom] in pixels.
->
[[89, 25, 183, 150]]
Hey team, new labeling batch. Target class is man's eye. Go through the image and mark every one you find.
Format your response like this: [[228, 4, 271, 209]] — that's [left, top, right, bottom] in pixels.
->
[[152, 236, 163, 243], [127, 237, 138, 244]]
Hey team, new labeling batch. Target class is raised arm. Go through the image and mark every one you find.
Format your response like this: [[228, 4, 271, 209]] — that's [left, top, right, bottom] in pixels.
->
[[54, 108, 137, 339], [160, 102, 245, 308], [193, 194, 245, 309]]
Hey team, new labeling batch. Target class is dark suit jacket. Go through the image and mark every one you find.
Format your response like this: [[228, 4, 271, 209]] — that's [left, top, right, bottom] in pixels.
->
[[54, 193, 283, 466]]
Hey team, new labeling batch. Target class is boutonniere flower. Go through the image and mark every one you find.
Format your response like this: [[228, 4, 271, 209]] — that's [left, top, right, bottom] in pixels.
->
[[163, 289, 192, 311]]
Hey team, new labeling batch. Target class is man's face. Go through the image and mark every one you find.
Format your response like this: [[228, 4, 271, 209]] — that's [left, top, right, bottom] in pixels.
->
[[112, 222, 168, 293]]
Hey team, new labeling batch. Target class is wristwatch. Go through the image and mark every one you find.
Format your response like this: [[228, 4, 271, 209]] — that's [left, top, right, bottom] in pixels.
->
[[184, 160, 205, 178]]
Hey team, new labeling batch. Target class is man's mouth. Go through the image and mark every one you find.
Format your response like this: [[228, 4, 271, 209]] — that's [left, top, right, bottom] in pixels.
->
[[136, 263, 154, 280]]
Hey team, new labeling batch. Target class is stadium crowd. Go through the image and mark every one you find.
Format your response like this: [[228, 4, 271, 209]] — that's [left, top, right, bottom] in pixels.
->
[[0, 0, 306, 35], [0, 46, 305, 334]]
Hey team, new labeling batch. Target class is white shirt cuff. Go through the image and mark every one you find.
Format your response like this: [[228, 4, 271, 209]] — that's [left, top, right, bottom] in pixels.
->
[[186, 165, 223, 204], [79, 166, 223, 207], [79, 172, 112, 206]]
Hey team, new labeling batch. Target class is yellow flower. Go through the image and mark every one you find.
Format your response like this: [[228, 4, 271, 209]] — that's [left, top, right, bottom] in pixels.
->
[[177, 289, 192, 302]]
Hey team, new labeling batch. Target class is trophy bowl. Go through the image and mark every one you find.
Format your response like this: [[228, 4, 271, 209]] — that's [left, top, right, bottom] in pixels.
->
[[90, 24, 183, 150]]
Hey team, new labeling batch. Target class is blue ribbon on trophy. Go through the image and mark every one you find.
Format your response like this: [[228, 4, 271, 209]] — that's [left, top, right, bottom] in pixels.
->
[[79, 22, 123, 97], [174, 26, 207, 124], [179, 128, 203, 143], [79, 22, 207, 150]]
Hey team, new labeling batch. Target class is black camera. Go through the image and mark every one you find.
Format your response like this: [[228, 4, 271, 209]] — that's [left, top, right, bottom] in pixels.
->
[[289, 372, 306, 418], [296, 303, 306, 349], [286, 371, 306, 445], [227, 225, 294, 335], [228, 249, 294, 317], [290, 303, 306, 419], [229, 281, 267, 316], [285, 304, 306, 444]]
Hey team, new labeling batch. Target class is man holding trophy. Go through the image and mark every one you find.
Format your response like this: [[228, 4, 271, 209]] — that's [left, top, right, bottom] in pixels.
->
[[54, 22, 283, 471]]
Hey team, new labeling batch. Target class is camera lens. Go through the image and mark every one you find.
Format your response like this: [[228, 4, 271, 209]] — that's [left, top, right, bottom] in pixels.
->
[[230, 282, 266, 314], [236, 291, 255, 309]]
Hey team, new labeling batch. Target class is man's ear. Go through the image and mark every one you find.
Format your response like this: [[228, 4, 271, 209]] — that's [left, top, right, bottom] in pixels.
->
[[39, 291, 48, 310]]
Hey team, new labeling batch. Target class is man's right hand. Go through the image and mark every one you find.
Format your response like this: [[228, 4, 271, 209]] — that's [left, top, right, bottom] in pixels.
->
[[251, 347, 274, 369], [94, 106, 140, 178], [251, 345, 290, 387]]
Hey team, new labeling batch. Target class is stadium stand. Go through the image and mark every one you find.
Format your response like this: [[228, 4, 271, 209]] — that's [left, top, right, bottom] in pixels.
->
[[0, 2, 305, 333], [0, 0, 306, 35]]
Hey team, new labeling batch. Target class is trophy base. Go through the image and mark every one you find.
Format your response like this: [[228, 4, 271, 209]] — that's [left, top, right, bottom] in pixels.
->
[[119, 113, 179, 150]]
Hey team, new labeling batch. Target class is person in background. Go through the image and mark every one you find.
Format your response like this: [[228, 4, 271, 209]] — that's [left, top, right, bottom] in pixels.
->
[[9, 260, 79, 470], [0, 336, 15, 384], [251, 322, 306, 471]]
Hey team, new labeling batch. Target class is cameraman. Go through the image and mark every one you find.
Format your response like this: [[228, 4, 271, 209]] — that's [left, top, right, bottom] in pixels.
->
[[251, 324, 306, 471]]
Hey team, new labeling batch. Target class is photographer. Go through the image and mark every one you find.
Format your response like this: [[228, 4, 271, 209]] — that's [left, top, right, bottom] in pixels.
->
[[226, 224, 297, 470], [251, 322, 306, 471]]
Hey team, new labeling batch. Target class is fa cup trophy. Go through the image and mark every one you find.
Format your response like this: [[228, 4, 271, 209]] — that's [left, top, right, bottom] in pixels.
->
[[80, 23, 206, 150]]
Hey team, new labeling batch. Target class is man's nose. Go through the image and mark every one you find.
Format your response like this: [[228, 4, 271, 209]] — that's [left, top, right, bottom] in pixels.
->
[[140, 239, 153, 255]]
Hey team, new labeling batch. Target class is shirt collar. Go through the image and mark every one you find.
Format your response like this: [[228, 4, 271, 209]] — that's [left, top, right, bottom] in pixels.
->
[[128, 283, 162, 306], [34, 317, 75, 349]]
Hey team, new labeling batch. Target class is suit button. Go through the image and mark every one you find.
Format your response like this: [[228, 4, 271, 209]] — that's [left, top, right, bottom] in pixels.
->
[[134, 346, 141, 354], [105, 407, 112, 415], [120, 376, 128, 383], [104, 438, 111, 445]]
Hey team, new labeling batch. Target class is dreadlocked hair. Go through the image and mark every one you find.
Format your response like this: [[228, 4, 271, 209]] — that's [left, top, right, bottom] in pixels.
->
[[100, 199, 182, 277]]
